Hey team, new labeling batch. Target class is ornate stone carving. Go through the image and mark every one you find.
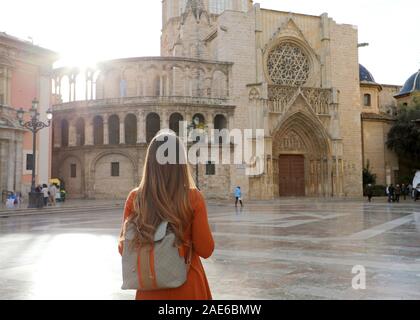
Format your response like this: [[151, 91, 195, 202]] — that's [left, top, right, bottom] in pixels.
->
[[268, 85, 333, 115], [268, 86, 297, 113], [267, 42, 310, 87], [302, 88, 330, 115], [278, 131, 305, 151], [249, 88, 260, 100]]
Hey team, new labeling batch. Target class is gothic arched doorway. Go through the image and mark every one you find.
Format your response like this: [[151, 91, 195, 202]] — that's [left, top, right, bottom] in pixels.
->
[[278, 154, 305, 197], [273, 111, 331, 197]]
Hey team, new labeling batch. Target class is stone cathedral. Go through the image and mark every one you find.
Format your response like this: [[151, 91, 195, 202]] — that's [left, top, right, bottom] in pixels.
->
[[51, 0, 401, 200]]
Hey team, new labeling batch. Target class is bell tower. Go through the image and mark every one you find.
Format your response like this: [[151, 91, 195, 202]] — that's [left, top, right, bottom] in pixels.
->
[[161, 0, 212, 59], [161, 0, 254, 57]]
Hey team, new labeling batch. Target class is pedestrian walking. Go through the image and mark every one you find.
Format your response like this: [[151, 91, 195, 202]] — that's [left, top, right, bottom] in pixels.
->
[[365, 184, 374, 202], [388, 184, 395, 203], [41, 184, 49, 206], [395, 184, 401, 203], [234, 186, 243, 208], [118, 132, 214, 300]]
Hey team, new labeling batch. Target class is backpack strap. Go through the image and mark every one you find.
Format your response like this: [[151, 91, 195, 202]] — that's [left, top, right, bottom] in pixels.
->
[[154, 221, 169, 241]]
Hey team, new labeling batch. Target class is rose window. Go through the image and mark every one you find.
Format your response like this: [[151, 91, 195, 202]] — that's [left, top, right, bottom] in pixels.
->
[[267, 42, 310, 87]]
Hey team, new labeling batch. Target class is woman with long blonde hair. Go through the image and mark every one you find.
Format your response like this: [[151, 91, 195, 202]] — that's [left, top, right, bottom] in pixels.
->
[[118, 132, 214, 300]]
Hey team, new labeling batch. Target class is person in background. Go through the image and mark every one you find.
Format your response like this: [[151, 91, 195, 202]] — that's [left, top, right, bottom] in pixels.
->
[[415, 184, 420, 202], [6, 192, 16, 208], [389, 184, 395, 203], [407, 183, 413, 199], [395, 184, 401, 203], [49, 183, 57, 206], [55, 185, 61, 203], [60, 188, 66, 202], [234, 186, 243, 208], [365, 184, 374, 202], [401, 184, 407, 201], [41, 184, 49, 206], [16, 192, 22, 206]]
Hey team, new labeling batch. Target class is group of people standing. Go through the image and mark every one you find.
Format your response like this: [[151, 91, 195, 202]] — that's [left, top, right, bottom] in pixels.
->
[[385, 184, 411, 203], [5, 192, 22, 208], [35, 183, 60, 206], [365, 183, 415, 203]]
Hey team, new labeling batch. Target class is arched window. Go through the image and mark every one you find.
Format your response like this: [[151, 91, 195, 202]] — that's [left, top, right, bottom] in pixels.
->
[[146, 113, 161, 143], [169, 113, 184, 136], [61, 119, 69, 147], [364, 94, 372, 107], [75, 118, 85, 146], [125, 114, 137, 145], [108, 115, 120, 145], [214, 114, 228, 144], [93, 116, 104, 145]]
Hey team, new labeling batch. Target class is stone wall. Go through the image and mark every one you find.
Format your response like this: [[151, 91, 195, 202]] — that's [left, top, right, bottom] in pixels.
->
[[380, 85, 401, 114], [330, 22, 363, 197], [362, 119, 399, 186], [52, 99, 235, 200]]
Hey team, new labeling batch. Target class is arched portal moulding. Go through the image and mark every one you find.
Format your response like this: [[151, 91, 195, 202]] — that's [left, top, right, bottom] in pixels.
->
[[270, 93, 337, 197]]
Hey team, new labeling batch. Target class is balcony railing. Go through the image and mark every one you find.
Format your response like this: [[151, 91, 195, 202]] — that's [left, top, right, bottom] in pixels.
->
[[53, 96, 231, 111]]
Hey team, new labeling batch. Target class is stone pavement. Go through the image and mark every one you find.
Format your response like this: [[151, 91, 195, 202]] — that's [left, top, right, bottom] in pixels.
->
[[0, 199, 124, 211], [1, 197, 420, 300]]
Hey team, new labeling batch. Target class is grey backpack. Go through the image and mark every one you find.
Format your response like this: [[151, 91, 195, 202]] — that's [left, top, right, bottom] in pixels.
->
[[121, 220, 191, 291]]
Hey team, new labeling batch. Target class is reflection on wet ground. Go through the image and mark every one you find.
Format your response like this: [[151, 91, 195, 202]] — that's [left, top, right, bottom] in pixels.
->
[[1, 198, 420, 300]]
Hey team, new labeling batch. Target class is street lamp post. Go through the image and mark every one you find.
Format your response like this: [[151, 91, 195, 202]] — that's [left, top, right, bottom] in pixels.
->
[[17, 99, 53, 208], [357, 43, 369, 48], [187, 116, 204, 189]]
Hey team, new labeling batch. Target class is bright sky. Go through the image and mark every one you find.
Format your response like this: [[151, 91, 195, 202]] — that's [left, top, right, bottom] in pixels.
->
[[1, 0, 418, 85]]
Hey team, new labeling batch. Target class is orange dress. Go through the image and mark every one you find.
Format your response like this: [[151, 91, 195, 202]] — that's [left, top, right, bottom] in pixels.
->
[[118, 188, 215, 300]]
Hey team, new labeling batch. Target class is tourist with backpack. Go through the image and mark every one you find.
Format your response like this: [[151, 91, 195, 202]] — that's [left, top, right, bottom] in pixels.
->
[[118, 132, 214, 300]]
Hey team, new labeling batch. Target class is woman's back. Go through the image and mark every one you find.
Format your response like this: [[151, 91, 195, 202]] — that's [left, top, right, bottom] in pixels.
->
[[118, 133, 214, 300], [120, 188, 214, 300]]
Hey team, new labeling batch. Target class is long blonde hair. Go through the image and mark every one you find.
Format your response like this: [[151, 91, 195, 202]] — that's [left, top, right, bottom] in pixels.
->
[[127, 132, 196, 247]]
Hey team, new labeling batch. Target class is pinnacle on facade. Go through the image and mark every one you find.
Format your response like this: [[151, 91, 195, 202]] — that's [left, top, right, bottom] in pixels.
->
[[184, 0, 207, 20]]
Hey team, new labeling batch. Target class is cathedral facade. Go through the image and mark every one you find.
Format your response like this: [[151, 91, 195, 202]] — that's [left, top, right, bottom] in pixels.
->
[[52, 0, 378, 200]]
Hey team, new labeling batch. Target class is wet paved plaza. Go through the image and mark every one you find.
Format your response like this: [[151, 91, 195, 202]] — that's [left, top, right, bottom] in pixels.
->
[[1, 198, 420, 300]]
